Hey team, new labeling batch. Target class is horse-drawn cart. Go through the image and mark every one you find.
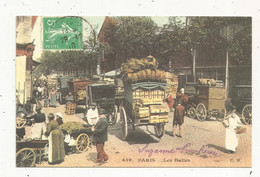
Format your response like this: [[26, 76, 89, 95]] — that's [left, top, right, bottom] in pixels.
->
[[194, 86, 226, 121], [180, 85, 226, 122], [67, 79, 92, 107], [119, 81, 169, 140]]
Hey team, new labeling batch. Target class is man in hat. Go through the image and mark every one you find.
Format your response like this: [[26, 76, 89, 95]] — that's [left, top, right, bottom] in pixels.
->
[[173, 101, 185, 137], [86, 102, 99, 125], [56, 112, 64, 126], [65, 92, 74, 103], [25, 107, 46, 139]]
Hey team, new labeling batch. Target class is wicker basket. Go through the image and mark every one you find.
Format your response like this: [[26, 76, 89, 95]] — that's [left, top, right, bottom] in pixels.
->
[[235, 126, 247, 134]]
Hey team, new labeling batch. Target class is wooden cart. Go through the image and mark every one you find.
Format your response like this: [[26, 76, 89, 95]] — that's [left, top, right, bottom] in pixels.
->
[[86, 83, 117, 125], [194, 86, 226, 121], [231, 85, 252, 124], [67, 79, 92, 107], [16, 139, 48, 167], [60, 123, 92, 153], [16, 126, 92, 167], [119, 81, 169, 140]]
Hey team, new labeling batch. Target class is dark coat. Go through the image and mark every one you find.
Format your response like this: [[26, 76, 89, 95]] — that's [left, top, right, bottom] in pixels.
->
[[27, 112, 46, 123], [174, 104, 185, 125], [92, 118, 108, 144]]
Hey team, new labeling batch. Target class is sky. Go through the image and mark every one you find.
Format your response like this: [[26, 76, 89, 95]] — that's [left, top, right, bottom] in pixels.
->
[[83, 16, 170, 33]]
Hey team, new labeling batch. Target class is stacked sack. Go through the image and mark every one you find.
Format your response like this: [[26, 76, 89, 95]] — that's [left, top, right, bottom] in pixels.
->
[[121, 56, 166, 82]]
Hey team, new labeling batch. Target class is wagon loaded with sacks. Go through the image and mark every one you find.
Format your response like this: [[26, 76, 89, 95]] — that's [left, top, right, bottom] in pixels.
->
[[119, 56, 178, 140]]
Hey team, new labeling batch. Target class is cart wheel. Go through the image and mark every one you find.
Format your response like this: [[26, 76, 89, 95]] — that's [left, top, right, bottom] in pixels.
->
[[196, 103, 207, 121], [16, 112, 27, 129], [216, 109, 226, 122], [242, 104, 252, 124], [120, 106, 128, 140], [75, 133, 90, 152], [188, 107, 196, 119], [16, 148, 36, 167], [109, 105, 118, 125], [154, 123, 165, 138]]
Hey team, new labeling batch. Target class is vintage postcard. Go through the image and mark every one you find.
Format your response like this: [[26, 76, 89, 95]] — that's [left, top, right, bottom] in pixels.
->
[[15, 16, 252, 168]]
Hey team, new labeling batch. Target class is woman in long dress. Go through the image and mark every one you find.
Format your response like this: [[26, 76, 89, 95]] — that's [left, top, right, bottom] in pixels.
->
[[45, 113, 65, 164], [49, 88, 57, 107], [224, 99, 243, 154], [225, 109, 242, 154]]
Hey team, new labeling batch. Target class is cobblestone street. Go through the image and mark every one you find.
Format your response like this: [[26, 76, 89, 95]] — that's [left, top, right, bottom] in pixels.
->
[[36, 101, 251, 167]]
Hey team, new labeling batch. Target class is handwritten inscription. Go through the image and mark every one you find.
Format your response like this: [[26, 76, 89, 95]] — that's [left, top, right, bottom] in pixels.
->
[[138, 143, 220, 157]]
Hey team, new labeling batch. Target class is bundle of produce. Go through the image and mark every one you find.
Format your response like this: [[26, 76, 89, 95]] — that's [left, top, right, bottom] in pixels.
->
[[155, 70, 166, 80], [145, 69, 152, 79], [128, 73, 138, 82], [151, 70, 156, 80], [121, 58, 145, 73], [144, 55, 158, 69], [77, 90, 86, 100], [121, 56, 158, 75], [60, 121, 85, 134], [198, 78, 216, 86]]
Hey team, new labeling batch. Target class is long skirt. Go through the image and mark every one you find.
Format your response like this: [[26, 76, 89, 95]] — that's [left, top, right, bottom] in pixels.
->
[[48, 129, 65, 163], [225, 128, 238, 152], [49, 94, 56, 107]]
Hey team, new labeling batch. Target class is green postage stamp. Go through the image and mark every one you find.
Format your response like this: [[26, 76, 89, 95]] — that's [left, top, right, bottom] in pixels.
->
[[43, 17, 83, 50]]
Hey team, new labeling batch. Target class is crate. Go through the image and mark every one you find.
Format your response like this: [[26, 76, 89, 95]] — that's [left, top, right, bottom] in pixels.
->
[[152, 98, 163, 105], [66, 103, 76, 115], [150, 114, 160, 119], [159, 118, 169, 123], [134, 106, 150, 117], [159, 114, 168, 119], [160, 105, 169, 113], [136, 117, 150, 124], [135, 111, 150, 118], [149, 119, 160, 123], [150, 105, 161, 114]]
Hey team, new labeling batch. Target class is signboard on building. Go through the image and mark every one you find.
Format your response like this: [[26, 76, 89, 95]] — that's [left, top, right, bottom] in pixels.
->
[[43, 17, 83, 50]]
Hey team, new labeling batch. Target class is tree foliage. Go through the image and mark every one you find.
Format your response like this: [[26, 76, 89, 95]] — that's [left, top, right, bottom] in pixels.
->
[[102, 16, 157, 65]]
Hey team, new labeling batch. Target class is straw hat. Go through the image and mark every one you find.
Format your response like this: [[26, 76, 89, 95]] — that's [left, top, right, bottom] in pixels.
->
[[56, 112, 63, 118]]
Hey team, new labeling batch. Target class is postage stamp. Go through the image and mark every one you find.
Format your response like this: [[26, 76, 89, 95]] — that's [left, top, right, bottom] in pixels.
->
[[43, 17, 83, 50]]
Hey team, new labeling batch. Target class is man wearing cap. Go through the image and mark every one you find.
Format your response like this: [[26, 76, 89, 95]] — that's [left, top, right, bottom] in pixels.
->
[[65, 92, 74, 103], [25, 107, 46, 139], [92, 113, 109, 164], [86, 103, 99, 125], [56, 112, 64, 126]]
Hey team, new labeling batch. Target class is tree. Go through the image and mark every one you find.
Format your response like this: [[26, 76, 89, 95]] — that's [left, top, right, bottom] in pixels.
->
[[102, 16, 157, 66]]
